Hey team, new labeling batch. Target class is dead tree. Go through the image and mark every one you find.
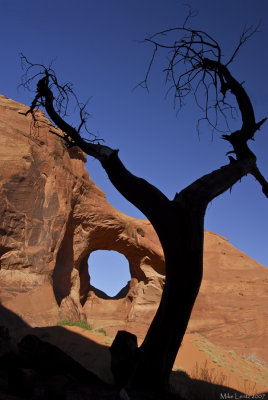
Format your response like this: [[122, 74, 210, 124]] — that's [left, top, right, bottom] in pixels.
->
[[21, 21, 267, 393]]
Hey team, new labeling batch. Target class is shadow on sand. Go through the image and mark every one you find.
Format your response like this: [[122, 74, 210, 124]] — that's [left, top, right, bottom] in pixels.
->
[[0, 304, 267, 400]]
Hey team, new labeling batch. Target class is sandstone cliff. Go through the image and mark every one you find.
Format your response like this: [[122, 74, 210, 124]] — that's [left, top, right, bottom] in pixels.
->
[[0, 94, 165, 328], [0, 95, 267, 364]]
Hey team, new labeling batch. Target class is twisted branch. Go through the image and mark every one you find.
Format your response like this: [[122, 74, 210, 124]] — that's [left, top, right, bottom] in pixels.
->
[[138, 19, 267, 196], [20, 54, 102, 145]]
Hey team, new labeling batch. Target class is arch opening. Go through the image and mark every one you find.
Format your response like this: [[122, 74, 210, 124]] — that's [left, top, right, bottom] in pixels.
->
[[88, 250, 131, 298]]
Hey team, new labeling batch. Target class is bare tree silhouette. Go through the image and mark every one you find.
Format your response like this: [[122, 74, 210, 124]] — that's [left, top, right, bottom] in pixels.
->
[[21, 15, 267, 394]]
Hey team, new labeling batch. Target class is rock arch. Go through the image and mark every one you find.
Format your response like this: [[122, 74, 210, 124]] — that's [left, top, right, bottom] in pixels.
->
[[56, 213, 166, 333], [52, 179, 166, 330]]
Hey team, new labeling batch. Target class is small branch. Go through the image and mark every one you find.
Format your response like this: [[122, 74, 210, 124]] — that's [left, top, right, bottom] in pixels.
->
[[202, 58, 256, 137], [250, 165, 268, 197], [20, 54, 102, 145], [226, 22, 261, 66], [133, 44, 157, 92]]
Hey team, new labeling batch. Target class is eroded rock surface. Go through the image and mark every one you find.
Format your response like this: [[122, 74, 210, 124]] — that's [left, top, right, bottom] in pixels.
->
[[0, 95, 267, 364], [191, 231, 268, 362], [0, 95, 165, 330]]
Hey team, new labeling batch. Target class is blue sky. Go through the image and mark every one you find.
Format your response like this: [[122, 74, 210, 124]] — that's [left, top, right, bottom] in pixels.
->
[[0, 0, 267, 295]]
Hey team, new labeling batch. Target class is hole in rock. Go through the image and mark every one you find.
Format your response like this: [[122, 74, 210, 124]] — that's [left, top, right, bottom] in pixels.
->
[[88, 250, 131, 298]]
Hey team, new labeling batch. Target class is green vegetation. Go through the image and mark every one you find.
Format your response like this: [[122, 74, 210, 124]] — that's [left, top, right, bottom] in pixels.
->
[[56, 319, 113, 342], [56, 319, 92, 331], [95, 328, 107, 336], [228, 350, 237, 359]]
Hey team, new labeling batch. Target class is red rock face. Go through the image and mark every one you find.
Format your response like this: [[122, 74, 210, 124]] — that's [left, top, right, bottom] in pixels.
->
[[0, 95, 165, 329], [0, 95, 267, 364], [192, 231, 268, 363]]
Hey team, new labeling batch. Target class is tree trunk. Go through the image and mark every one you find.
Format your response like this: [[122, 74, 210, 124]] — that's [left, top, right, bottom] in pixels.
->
[[128, 208, 204, 390], [100, 152, 256, 391]]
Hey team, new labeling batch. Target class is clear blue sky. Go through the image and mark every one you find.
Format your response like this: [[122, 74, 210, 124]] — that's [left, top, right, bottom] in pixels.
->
[[0, 0, 267, 295]]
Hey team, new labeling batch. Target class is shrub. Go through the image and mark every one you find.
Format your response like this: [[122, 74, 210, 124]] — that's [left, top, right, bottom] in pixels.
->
[[95, 328, 107, 336], [56, 319, 92, 331]]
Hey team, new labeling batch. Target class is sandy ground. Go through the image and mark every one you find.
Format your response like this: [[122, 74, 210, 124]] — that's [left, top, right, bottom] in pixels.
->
[[24, 325, 267, 397]]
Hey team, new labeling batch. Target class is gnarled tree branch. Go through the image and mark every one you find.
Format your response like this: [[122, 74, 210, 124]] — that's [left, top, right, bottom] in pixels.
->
[[140, 22, 267, 197]]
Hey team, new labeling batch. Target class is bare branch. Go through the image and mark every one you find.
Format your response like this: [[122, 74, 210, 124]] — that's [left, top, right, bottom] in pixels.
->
[[139, 22, 264, 139], [133, 44, 157, 92], [137, 20, 268, 197], [226, 22, 261, 66], [250, 166, 268, 197], [20, 54, 102, 145]]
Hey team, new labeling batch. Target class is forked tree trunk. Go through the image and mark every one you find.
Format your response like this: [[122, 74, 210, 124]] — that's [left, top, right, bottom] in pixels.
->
[[100, 152, 256, 391]]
